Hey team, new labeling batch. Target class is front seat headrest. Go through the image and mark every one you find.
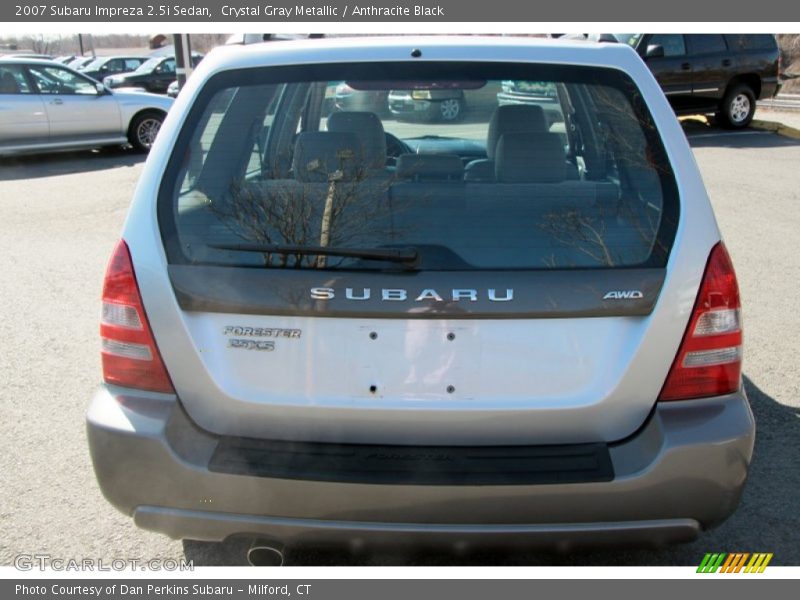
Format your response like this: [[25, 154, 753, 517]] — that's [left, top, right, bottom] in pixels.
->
[[327, 111, 387, 170], [487, 104, 548, 160], [293, 131, 363, 183], [494, 132, 567, 183]]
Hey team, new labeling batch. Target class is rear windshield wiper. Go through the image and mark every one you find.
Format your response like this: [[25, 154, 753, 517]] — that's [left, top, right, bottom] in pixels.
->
[[209, 243, 419, 268]]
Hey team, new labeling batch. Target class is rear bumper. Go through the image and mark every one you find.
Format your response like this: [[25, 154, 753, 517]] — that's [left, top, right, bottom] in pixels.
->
[[761, 76, 781, 99], [87, 386, 754, 549], [388, 96, 433, 116]]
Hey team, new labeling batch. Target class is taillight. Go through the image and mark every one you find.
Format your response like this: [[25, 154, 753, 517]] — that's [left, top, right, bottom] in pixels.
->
[[100, 240, 175, 393], [658, 242, 742, 401]]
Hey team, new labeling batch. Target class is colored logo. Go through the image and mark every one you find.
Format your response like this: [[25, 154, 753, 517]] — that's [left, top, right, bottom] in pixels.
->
[[697, 553, 773, 573]]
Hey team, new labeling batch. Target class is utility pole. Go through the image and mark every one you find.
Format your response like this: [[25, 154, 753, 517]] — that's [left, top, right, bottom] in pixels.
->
[[173, 34, 193, 91]]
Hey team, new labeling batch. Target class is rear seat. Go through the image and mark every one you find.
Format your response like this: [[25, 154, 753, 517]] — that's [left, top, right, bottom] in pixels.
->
[[179, 130, 648, 269], [292, 131, 363, 182], [456, 132, 639, 266], [387, 153, 465, 243], [471, 132, 620, 206], [394, 153, 464, 181], [466, 105, 581, 182], [181, 131, 394, 258], [465, 104, 549, 182], [291, 131, 395, 247]]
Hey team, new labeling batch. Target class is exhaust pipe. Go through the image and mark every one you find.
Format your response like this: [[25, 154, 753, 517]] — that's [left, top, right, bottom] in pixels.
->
[[246, 540, 284, 566]]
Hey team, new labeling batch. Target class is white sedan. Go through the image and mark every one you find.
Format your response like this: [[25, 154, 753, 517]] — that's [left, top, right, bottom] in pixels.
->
[[0, 57, 173, 155]]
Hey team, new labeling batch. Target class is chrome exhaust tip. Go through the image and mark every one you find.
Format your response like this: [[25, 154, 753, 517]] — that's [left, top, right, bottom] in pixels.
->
[[246, 540, 284, 566]]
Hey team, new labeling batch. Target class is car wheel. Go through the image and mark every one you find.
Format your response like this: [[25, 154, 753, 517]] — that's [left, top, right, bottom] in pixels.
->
[[128, 111, 164, 152], [717, 83, 756, 129], [437, 97, 463, 122]]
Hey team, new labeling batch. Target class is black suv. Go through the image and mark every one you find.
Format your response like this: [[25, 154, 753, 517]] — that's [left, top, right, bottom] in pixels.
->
[[603, 34, 781, 128], [103, 54, 203, 94], [80, 55, 149, 82]]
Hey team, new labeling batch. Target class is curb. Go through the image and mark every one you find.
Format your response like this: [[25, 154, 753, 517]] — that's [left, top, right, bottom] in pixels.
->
[[750, 119, 800, 140], [678, 114, 800, 139], [678, 115, 709, 125]]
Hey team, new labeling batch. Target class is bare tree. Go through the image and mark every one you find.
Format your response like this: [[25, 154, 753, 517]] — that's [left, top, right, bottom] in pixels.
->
[[208, 154, 406, 269], [777, 34, 800, 91], [23, 34, 61, 55]]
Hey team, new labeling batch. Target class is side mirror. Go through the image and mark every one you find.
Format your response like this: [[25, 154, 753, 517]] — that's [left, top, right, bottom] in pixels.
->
[[95, 82, 106, 95], [645, 44, 665, 59]]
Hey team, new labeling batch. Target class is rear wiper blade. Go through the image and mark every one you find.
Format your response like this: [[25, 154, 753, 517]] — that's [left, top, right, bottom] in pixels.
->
[[209, 243, 419, 266]]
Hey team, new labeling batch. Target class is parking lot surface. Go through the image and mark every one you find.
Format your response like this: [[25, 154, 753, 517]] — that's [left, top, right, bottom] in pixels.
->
[[1, 113, 798, 566]]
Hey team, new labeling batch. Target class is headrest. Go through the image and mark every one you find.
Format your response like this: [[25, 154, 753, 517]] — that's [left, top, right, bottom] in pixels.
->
[[326, 111, 387, 169], [494, 132, 567, 183], [0, 71, 20, 94], [292, 131, 362, 183], [395, 153, 464, 181], [487, 105, 548, 160]]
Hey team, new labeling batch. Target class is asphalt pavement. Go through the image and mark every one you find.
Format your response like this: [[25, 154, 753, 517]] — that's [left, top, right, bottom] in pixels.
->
[[1, 112, 798, 567]]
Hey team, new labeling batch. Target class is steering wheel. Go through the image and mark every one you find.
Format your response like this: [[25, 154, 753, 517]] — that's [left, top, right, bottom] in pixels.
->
[[385, 132, 411, 165]]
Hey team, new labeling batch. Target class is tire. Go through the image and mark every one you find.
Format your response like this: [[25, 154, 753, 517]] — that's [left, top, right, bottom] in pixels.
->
[[128, 111, 165, 152], [717, 83, 756, 129], [436, 97, 463, 122]]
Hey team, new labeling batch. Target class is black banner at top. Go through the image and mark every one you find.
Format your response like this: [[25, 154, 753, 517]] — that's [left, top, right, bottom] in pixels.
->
[[2, 0, 800, 22]]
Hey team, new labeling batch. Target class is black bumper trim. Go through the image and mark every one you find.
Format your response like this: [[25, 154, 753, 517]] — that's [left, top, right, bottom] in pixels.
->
[[208, 437, 614, 486]]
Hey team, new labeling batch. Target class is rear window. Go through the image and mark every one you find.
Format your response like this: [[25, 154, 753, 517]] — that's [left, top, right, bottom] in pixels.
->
[[725, 34, 777, 51], [688, 34, 728, 55], [159, 61, 678, 271]]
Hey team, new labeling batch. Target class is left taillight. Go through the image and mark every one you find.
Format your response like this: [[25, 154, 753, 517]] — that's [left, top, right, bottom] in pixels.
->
[[100, 240, 175, 393]]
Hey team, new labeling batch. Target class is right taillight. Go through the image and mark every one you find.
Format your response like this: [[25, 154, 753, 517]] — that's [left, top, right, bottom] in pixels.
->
[[658, 242, 742, 402], [100, 240, 175, 394]]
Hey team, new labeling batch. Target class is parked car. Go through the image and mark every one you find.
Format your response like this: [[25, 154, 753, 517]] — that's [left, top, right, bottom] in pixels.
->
[[332, 82, 388, 114], [166, 79, 180, 98], [595, 34, 781, 128], [388, 81, 501, 122], [104, 54, 203, 94], [66, 56, 96, 70], [88, 37, 752, 564], [0, 57, 173, 155], [5, 53, 53, 60], [80, 55, 149, 82], [495, 80, 564, 128]]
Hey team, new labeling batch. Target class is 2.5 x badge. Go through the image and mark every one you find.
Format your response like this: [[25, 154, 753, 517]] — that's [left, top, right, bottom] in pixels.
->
[[224, 326, 302, 351]]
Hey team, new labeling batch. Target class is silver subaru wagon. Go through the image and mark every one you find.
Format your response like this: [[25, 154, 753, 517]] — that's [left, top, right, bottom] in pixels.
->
[[87, 36, 753, 565]]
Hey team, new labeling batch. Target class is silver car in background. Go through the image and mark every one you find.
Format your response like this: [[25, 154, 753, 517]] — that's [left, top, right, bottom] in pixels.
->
[[0, 57, 173, 155]]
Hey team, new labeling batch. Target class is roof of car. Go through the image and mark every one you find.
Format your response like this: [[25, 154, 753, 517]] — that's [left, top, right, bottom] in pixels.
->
[[195, 35, 642, 76], [0, 56, 66, 65], [0, 53, 53, 59], [90, 55, 150, 61]]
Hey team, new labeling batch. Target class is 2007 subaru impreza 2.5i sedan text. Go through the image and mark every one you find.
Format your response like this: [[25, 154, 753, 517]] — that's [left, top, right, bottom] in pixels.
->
[[86, 36, 753, 565]]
